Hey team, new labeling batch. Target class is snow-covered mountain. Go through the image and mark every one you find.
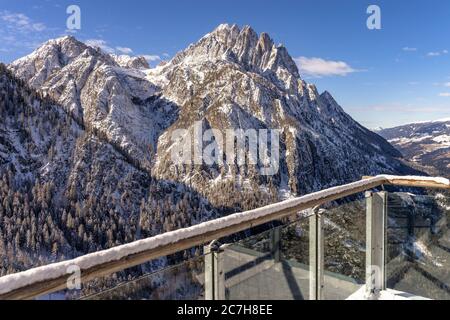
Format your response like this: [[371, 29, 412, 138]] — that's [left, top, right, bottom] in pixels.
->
[[8, 35, 177, 173], [0, 64, 215, 277], [146, 24, 417, 195], [0, 24, 421, 277], [378, 119, 450, 175], [8, 25, 416, 201]]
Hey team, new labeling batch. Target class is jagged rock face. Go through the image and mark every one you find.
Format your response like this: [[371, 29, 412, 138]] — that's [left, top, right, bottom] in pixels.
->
[[0, 64, 80, 181], [110, 54, 150, 69], [0, 65, 216, 273], [0, 25, 424, 277], [378, 119, 450, 175], [8, 25, 416, 203], [0, 64, 150, 212], [9, 36, 88, 88], [9, 36, 176, 171], [147, 24, 413, 196], [156, 24, 299, 97]]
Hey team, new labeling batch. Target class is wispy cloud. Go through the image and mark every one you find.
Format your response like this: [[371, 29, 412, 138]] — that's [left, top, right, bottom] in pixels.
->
[[0, 10, 51, 54], [439, 92, 450, 97], [402, 47, 417, 52], [116, 46, 133, 54], [0, 11, 46, 32], [348, 102, 450, 114], [294, 57, 360, 78], [85, 39, 116, 54], [142, 54, 161, 62], [432, 81, 450, 88], [86, 39, 162, 65], [427, 49, 448, 57]]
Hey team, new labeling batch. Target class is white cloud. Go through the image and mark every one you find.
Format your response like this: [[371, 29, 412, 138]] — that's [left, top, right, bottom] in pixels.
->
[[294, 56, 358, 77], [142, 54, 161, 62], [0, 11, 50, 52], [427, 50, 448, 57], [85, 39, 115, 54], [0, 11, 46, 32], [402, 47, 417, 52], [439, 92, 450, 97], [349, 102, 450, 114], [116, 46, 133, 54], [85, 40, 162, 65], [444, 82, 450, 87], [2, 35, 16, 42]]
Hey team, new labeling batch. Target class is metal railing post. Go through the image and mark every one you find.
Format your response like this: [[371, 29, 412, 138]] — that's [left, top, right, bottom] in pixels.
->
[[309, 207, 324, 300], [204, 241, 225, 300], [365, 191, 387, 300], [270, 226, 281, 263], [204, 244, 214, 300]]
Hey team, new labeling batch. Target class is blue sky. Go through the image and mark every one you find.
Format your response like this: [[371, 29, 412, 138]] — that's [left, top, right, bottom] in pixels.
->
[[1, 0, 450, 129]]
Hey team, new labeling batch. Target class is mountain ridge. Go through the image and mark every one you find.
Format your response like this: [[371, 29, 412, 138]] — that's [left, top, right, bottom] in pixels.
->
[[4, 14, 450, 301], [7, 24, 418, 198], [378, 120, 450, 176], [0, 63, 220, 278], [0, 24, 423, 277]]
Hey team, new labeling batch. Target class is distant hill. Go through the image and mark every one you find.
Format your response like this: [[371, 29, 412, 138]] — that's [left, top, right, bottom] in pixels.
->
[[378, 119, 450, 176]]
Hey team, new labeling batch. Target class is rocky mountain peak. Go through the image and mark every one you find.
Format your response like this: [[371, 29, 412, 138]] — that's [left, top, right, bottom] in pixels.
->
[[320, 90, 334, 101], [209, 23, 241, 43], [0, 24, 423, 284], [8, 35, 91, 88], [257, 32, 274, 52], [6, 25, 418, 202], [38, 35, 90, 63], [210, 24, 272, 52], [319, 90, 340, 108], [110, 54, 150, 69], [157, 24, 300, 94]]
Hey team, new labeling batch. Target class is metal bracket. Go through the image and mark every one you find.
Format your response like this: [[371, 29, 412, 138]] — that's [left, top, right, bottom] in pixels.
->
[[204, 241, 225, 300]]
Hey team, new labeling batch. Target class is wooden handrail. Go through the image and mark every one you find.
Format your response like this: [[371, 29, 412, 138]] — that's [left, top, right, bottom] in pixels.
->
[[362, 175, 450, 189], [0, 175, 448, 300]]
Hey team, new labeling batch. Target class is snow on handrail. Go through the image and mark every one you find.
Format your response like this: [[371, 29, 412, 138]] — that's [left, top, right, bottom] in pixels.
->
[[0, 175, 448, 299], [379, 175, 449, 188]]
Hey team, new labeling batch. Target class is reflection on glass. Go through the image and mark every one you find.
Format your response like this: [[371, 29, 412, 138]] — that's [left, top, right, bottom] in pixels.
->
[[386, 191, 450, 300], [223, 216, 311, 300], [322, 198, 366, 300]]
